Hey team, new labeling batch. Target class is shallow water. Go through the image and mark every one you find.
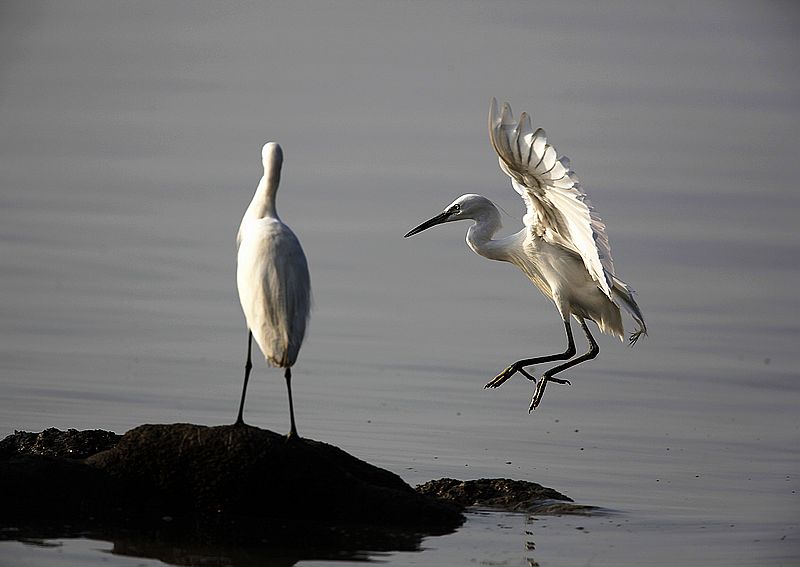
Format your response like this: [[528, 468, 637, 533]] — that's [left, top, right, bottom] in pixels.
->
[[1, 1, 799, 565]]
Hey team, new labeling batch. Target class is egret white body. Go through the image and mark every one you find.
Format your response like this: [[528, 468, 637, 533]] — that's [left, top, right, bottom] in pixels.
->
[[236, 142, 311, 437], [405, 100, 646, 411]]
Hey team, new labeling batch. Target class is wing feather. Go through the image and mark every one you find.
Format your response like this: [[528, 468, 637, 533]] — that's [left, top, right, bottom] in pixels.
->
[[489, 98, 614, 298]]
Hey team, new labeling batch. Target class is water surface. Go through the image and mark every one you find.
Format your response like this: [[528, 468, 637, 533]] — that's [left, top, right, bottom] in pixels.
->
[[1, 1, 798, 565]]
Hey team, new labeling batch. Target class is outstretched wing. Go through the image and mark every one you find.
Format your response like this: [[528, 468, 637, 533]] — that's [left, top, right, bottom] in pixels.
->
[[488, 98, 614, 298]]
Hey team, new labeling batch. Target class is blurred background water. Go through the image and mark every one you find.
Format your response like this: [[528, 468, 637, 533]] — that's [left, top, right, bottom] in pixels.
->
[[1, 1, 798, 565]]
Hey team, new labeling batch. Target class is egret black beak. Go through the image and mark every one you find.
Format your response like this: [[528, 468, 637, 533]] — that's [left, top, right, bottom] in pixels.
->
[[404, 211, 450, 238]]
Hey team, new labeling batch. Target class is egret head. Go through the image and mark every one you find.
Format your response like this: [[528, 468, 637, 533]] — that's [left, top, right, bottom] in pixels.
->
[[261, 141, 284, 187], [262, 141, 283, 166], [404, 194, 496, 237]]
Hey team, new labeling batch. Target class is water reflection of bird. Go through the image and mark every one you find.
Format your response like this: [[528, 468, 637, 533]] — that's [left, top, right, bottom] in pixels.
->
[[235, 142, 311, 437], [405, 99, 646, 411]]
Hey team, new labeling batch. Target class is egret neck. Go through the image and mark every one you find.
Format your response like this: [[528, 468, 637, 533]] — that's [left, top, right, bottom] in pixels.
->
[[465, 201, 508, 262], [245, 143, 283, 221]]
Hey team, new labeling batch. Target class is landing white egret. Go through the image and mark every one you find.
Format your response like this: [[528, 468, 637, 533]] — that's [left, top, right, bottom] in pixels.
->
[[405, 99, 646, 411], [236, 142, 311, 437]]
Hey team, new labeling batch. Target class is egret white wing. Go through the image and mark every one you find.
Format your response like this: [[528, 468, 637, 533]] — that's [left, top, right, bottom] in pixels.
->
[[488, 98, 614, 298]]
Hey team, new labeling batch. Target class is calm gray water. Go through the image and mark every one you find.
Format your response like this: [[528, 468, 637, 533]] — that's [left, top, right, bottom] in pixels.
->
[[1, 1, 798, 565]]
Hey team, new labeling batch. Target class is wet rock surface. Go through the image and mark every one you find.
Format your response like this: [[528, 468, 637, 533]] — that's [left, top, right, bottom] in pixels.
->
[[0, 427, 120, 460], [416, 477, 597, 515], [90, 423, 460, 531], [1, 424, 461, 537], [1, 425, 591, 563]]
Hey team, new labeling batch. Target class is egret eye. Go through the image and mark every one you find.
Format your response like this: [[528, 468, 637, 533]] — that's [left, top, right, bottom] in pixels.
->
[[450, 204, 461, 214]]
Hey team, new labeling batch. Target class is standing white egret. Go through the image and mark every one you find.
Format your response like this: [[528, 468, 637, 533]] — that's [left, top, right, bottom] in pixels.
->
[[405, 99, 646, 411], [236, 142, 311, 437]]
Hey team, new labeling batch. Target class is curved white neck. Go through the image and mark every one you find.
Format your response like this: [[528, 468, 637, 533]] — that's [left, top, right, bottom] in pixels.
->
[[245, 169, 280, 221], [465, 204, 507, 261]]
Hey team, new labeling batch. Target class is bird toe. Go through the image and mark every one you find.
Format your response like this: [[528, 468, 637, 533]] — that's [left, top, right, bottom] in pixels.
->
[[485, 366, 516, 388]]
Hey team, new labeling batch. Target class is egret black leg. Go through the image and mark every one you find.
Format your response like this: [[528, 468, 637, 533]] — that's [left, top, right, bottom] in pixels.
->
[[530, 320, 599, 411], [285, 367, 299, 440], [235, 331, 253, 426], [485, 319, 576, 389]]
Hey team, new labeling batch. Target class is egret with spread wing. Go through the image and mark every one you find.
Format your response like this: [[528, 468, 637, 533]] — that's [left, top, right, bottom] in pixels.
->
[[236, 142, 311, 437], [405, 100, 646, 411]]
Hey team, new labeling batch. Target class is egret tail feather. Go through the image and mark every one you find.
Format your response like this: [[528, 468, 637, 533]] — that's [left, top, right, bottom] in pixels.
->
[[611, 276, 647, 345]]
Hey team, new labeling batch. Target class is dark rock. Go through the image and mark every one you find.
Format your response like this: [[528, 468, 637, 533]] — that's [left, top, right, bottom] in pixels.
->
[[85, 423, 462, 533], [0, 454, 120, 527], [0, 425, 595, 565], [0, 424, 462, 548], [416, 477, 597, 515], [0, 427, 120, 459]]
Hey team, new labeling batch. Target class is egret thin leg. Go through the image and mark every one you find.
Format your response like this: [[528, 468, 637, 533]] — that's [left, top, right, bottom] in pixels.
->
[[485, 319, 576, 389], [530, 320, 599, 411], [235, 331, 253, 426], [285, 367, 299, 440]]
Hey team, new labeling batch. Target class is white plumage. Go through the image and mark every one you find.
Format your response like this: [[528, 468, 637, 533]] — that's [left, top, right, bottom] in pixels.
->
[[405, 99, 646, 411], [235, 142, 311, 436]]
